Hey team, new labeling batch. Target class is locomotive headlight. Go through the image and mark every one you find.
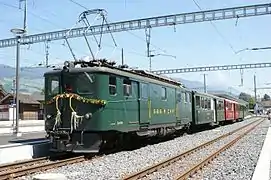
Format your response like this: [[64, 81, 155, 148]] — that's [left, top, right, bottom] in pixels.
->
[[64, 61, 70, 67], [46, 114, 52, 119], [85, 113, 92, 119]]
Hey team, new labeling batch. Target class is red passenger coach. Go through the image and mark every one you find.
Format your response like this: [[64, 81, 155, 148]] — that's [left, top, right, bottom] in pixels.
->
[[224, 99, 237, 121], [234, 103, 240, 120]]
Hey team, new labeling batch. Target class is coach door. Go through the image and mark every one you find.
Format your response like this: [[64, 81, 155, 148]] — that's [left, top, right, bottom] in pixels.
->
[[211, 99, 217, 123], [138, 82, 150, 125], [177, 91, 191, 125]]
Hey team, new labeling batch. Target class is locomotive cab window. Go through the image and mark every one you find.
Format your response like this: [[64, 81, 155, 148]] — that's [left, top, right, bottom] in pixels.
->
[[109, 76, 117, 95], [123, 78, 132, 96], [51, 80, 59, 95], [75, 73, 95, 94], [46, 76, 59, 96]]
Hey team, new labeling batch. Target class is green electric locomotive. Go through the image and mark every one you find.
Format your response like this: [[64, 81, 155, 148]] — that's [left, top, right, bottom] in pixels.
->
[[44, 60, 192, 153], [44, 59, 249, 153]]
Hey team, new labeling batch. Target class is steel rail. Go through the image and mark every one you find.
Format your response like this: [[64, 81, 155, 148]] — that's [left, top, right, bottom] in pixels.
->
[[0, 156, 85, 180], [0, 157, 48, 172], [122, 118, 262, 180], [175, 119, 264, 180]]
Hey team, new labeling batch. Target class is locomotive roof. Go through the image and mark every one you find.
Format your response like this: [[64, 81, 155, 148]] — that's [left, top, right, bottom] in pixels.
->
[[44, 60, 185, 88], [192, 91, 225, 100], [212, 93, 249, 106]]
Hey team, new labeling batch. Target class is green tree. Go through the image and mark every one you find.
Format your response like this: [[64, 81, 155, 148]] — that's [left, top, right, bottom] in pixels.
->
[[41, 88, 45, 95], [239, 92, 251, 102], [248, 97, 255, 109], [263, 94, 270, 101]]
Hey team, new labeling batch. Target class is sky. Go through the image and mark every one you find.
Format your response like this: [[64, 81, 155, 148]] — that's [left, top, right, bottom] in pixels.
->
[[0, 0, 271, 98]]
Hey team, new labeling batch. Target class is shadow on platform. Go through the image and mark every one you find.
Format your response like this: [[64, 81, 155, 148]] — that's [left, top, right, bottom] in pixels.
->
[[8, 137, 47, 144]]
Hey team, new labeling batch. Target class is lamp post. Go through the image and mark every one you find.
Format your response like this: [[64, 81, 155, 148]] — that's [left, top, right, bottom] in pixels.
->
[[10, 28, 26, 137]]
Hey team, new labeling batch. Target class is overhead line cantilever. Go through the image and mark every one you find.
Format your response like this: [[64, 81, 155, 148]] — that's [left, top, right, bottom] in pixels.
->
[[0, 3, 270, 48]]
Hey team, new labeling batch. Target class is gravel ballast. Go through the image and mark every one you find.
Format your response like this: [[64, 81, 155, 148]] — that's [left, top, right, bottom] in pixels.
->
[[141, 120, 264, 180], [20, 116, 265, 180], [190, 118, 269, 180]]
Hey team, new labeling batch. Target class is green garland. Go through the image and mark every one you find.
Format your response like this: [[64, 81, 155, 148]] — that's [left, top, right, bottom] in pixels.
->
[[45, 93, 107, 106]]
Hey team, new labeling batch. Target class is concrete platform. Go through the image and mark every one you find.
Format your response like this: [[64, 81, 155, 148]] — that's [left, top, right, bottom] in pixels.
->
[[0, 120, 44, 126], [0, 132, 50, 165], [0, 126, 45, 135], [252, 120, 271, 180], [0, 131, 47, 145], [0, 120, 45, 135]]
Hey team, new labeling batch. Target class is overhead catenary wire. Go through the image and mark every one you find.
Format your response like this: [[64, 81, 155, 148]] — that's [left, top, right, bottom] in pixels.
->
[[0, 1, 61, 29], [68, 0, 88, 10], [191, 0, 237, 54], [67, 0, 169, 56], [0, 0, 94, 66]]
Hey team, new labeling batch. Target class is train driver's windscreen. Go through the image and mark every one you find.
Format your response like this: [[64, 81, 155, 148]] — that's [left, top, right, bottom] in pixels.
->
[[63, 72, 95, 95]]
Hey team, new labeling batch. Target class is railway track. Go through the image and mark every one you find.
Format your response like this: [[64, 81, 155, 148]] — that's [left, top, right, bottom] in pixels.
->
[[0, 118, 263, 180], [0, 155, 86, 180], [122, 118, 264, 180]]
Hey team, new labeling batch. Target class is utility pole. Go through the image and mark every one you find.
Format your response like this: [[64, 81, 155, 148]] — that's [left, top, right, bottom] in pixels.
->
[[45, 41, 49, 67], [254, 74, 257, 103], [145, 27, 151, 71], [202, 74, 207, 93], [11, 0, 27, 137], [121, 48, 124, 65], [19, 0, 27, 34], [12, 79, 15, 128], [10, 30, 25, 137]]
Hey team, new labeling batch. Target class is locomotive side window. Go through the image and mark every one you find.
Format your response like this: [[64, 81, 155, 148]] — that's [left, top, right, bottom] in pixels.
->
[[196, 96, 200, 107], [204, 98, 208, 109], [141, 83, 148, 99], [177, 92, 182, 102], [207, 99, 211, 109], [218, 100, 224, 110], [227, 102, 232, 110], [184, 92, 188, 103], [218, 101, 221, 110], [109, 76, 117, 95], [161, 87, 167, 100], [221, 101, 224, 109], [200, 97, 205, 109], [187, 93, 191, 103], [123, 78, 132, 96]]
